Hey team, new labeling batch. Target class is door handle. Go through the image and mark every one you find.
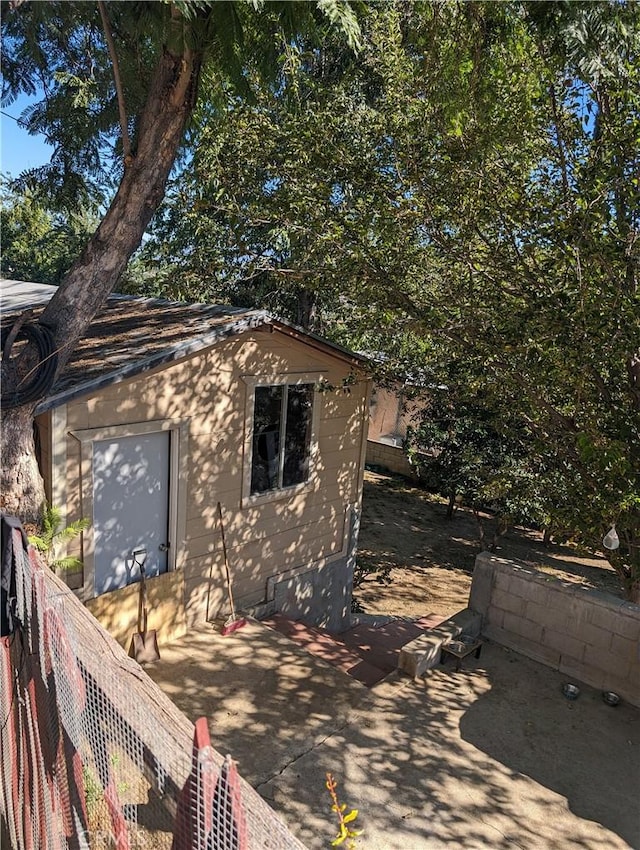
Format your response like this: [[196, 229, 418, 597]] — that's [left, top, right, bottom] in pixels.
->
[[159, 543, 170, 552]]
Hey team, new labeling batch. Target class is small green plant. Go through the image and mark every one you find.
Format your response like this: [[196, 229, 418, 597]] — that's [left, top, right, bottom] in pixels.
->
[[326, 773, 362, 848], [28, 502, 89, 570], [83, 755, 129, 831], [82, 764, 103, 815]]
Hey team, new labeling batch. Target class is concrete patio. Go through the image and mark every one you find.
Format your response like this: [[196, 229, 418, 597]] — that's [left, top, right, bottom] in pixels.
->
[[146, 618, 640, 849]]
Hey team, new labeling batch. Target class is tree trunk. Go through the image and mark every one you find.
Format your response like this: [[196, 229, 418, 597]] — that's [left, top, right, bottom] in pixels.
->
[[1, 36, 203, 523], [0, 405, 45, 527], [41, 44, 203, 377], [473, 508, 486, 548], [490, 517, 509, 552], [446, 493, 456, 520], [295, 287, 317, 331]]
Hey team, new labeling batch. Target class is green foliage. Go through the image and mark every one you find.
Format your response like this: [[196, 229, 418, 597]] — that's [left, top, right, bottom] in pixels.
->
[[352, 552, 392, 600], [0, 179, 96, 284], [5, 0, 637, 598], [28, 502, 89, 571], [82, 765, 103, 816], [133, 4, 407, 326], [139, 0, 638, 596], [1, 1, 363, 211], [82, 754, 128, 831], [211, 0, 638, 597]]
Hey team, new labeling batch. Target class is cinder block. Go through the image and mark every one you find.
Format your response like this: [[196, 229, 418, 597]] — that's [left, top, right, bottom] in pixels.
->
[[448, 608, 482, 637], [493, 569, 513, 593], [398, 633, 443, 677], [577, 621, 614, 651], [492, 589, 527, 617], [584, 647, 631, 680], [483, 624, 562, 669], [524, 599, 547, 624], [542, 629, 586, 661], [474, 551, 495, 570], [397, 609, 481, 677], [522, 581, 551, 607], [560, 659, 638, 707], [485, 607, 505, 630], [469, 559, 494, 616], [586, 598, 624, 631], [559, 657, 599, 687], [528, 604, 559, 629], [610, 633, 637, 662], [503, 612, 543, 644], [615, 612, 640, 642], [546, 584, 578, 611]]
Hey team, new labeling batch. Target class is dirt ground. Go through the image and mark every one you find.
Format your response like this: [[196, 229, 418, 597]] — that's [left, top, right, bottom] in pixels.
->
[[354, 469, 622, 620]]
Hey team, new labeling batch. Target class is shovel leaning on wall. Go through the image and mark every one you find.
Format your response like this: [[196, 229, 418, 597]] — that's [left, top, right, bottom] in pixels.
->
[[130, 548, 160, 663]]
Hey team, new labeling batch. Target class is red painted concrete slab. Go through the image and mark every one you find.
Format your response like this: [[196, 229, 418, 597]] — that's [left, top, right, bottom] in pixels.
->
[[261, 613, 439, 688]]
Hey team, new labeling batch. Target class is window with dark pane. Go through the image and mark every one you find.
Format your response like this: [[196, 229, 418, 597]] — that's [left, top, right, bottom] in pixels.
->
[[251, 385, 283, 494], [250, 383, 314, 495], [283, 385, 314, 487]]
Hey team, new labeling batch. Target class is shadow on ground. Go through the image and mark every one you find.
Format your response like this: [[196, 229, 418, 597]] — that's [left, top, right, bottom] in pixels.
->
[[261, 643, 639, 850], [459, 648, 640, 849], [147, 622, 639, 850]]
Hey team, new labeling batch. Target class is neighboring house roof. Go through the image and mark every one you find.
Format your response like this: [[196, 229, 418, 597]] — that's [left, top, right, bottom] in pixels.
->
[[0, 279, 368, 415]]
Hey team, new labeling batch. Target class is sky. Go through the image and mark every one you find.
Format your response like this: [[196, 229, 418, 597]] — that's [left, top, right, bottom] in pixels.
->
[[1, 93, 54, 178]]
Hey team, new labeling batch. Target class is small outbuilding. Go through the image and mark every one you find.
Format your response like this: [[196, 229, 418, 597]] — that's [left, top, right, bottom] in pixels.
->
[[1, 280, 371, 648]]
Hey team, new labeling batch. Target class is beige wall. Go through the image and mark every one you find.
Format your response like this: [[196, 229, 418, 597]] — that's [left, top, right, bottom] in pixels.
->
[[368, 384, 426, 445], [35, 411, 52, 503], [46, 329, 369, 648]]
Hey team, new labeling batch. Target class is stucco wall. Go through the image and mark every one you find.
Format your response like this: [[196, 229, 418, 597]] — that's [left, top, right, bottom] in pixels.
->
[[368, 384, 426, 445], [47, 328, 369, 647], [470, 552, 640, 707]]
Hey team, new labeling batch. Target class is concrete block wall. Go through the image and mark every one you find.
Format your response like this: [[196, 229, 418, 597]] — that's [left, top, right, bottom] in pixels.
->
[[366, 440, 418, 480], [272, 554, 353, 633], [470, 552, 640, 707]]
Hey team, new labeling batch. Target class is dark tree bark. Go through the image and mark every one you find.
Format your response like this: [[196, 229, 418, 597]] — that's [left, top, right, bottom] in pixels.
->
[[295, 287, 317, 331], [1, 33, 203, 524], [42, 43, 203, 375], [0, 406, 44, 525], [446, 493, 456, 520]]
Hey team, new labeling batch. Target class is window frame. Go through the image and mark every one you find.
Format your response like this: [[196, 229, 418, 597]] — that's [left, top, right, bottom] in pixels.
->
[[242, 373, 322, 507]]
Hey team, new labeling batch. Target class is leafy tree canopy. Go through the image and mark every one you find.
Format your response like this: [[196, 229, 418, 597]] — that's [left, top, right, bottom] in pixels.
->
[[0, 178, 97, 283], [1, 0, 362, 210], [135, 0, 640, 598]]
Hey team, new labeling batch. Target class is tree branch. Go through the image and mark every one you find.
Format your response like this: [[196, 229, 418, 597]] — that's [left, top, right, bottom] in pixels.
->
[[98, 0, 132, 163]]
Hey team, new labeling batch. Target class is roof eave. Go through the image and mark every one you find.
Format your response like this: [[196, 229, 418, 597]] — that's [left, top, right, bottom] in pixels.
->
[[268, 319, 371, 371]]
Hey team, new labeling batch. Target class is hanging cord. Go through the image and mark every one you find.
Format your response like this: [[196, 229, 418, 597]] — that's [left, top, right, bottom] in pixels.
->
[[1, 318, 58, 407]]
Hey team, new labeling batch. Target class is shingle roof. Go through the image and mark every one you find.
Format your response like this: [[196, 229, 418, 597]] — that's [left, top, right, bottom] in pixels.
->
[[1, 279, 367, 414]]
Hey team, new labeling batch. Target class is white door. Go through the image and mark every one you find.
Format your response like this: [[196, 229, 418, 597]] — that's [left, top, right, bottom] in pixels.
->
[[92, 431, 170, 595]]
